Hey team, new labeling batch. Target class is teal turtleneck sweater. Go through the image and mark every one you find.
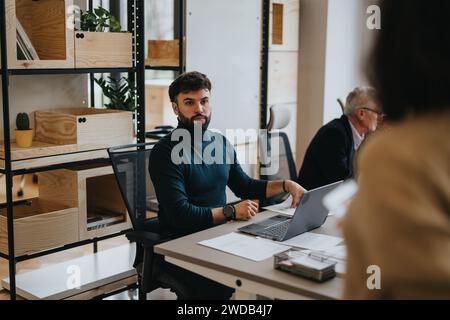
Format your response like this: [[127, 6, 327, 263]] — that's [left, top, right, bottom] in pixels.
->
[[149, 123, 268, 237]]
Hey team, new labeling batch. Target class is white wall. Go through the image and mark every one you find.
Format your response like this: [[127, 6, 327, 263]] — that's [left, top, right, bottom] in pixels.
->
[[296, 0, 376, 165], [296, 0, 329, 167], [268, 0, 300, 156], [323, 0, 363, 123], [185, 0, 262, 137]]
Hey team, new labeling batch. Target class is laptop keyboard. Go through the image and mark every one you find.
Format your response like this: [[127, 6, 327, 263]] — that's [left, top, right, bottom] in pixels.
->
[[260, 220, 291, 240]]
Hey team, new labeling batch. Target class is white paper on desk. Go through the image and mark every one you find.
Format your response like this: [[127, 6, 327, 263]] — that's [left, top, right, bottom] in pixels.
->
[[198, 233, 289, 262], [282, 232, 343, 251], [263, 196, 296, 216], [263, 196, 335, 217]]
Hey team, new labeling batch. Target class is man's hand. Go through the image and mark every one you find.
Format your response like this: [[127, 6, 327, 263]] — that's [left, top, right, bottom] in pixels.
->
[[234, 200, 259, 221], [284, 180, 307, 208]]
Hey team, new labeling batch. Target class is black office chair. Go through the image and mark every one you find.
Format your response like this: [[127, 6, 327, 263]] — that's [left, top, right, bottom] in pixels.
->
[[337, 98, 345, 114], [108, 142, 172, 300], [260, 105, 297, 181], [260, 105, 297, 205]]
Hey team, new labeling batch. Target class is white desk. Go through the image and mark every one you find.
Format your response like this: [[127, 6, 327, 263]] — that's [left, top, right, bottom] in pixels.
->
[[155, 212, 344, 300]]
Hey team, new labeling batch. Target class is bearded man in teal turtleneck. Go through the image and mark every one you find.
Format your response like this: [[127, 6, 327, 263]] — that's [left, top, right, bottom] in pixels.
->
[[148, 71, 305, 299]]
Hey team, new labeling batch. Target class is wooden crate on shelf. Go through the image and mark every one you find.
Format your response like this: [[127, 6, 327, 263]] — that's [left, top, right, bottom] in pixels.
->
[[5, 0, 75, 69], [39, 164, 131, 241], [0, 198, 78, 256], [74, 32, 133, 68], [0, 141, 109, 171], [146, 40, 183, 67], [34, 108, 134, 148]]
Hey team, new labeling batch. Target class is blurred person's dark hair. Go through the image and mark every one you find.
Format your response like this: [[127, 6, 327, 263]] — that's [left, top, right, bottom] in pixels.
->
[[369, 0, 450, 121]]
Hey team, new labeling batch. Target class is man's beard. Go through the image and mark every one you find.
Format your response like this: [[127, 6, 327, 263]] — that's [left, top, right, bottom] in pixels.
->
[[178, 111, 211, 130]]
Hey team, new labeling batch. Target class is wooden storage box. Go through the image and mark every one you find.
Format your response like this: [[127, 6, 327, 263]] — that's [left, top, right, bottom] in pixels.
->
[[74, 32, 133, 68], [39, 165, 131, 241], [0, 198, 78, 256], [147, 40, 183, 67], [145, 81, 176, 130], [5, 0, 75, 69], [34, 108, 133, 148]]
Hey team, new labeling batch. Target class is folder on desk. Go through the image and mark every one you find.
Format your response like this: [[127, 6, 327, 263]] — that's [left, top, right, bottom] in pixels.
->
[[274, 248, 337, 282]]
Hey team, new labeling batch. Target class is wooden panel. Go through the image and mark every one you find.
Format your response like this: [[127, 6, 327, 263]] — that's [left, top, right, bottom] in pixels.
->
[[269, 0, 299, 51], [0, 198, 78, 256], [147, 40, 180, 67], [6, 0, 75, 69], [75, 32, 132, 68], [35, 108, 134, 147], [145, 85, 166, 130], [76, 111, 134, 147], [86, 175, 127, 215], [272, 3, 284, 45], [16, 0, 66, 60], [34, 111, 77, 145], [39, 169, 78, 208]]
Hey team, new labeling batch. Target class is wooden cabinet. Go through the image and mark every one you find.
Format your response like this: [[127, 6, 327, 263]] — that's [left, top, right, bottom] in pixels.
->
[[147, 40, 179, 67], [5, 0, 133, 70], [5, 0, 75, 69], [0, 198, 78, 256], [74, 32, 133, 68], [35, 108, 134, 148], [39, 165, 131, 242]]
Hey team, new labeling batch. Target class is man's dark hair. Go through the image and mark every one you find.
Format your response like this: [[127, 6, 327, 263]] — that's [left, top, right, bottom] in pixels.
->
[[169, 71, 212, 103], [369, 0, 450, 121]]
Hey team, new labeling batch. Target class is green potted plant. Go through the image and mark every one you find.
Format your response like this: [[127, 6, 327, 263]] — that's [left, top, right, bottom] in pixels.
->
[[80, 7, 122, 32], [74, 7, 132, 68], [94, 76, 136, 113], [15, 113, 33, 148]]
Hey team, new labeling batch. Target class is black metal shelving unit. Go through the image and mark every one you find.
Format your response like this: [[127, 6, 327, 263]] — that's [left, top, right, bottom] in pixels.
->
[[260, 0, 270, 130], [0, 0, 146, 300]]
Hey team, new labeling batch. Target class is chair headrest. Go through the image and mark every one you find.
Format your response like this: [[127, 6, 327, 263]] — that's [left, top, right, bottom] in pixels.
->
[[267, 105, 291, 130]]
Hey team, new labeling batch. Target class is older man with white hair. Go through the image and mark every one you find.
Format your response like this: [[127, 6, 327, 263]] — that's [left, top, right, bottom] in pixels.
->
[[297, 87, 383, 190]]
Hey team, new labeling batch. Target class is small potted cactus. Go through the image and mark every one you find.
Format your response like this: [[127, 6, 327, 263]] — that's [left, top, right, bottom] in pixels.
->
[[15, 113, 33, 148]]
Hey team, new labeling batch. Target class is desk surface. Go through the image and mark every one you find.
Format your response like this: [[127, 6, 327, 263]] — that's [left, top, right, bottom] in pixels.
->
[[155, 211, 344, 300]]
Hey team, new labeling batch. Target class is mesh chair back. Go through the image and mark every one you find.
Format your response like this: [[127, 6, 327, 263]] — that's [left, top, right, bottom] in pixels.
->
[[108, 143, 157, 231]]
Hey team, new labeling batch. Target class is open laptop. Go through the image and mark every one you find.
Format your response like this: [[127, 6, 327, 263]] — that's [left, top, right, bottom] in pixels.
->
[[238, 181, 343, 241]]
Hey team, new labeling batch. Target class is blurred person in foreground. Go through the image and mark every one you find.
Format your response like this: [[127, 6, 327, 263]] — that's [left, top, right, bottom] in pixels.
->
[[342, 0, 450, 299]]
